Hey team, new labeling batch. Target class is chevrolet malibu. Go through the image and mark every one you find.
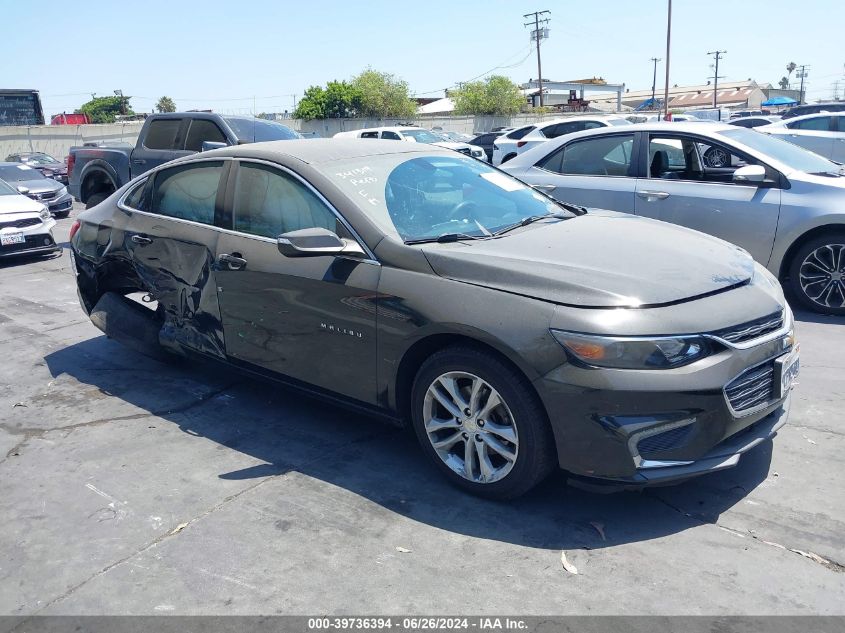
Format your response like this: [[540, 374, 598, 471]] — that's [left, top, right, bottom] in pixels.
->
[[69, 140, 798, 499]]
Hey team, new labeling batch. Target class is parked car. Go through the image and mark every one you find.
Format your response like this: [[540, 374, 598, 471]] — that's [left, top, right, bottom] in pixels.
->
[[438, 130, 473, 143], [492, 116, 631, 165], [70, 139, 797, 498], [0, 163, 74, 218], [781, 102, 845, 119], [489, 124, 538, 165], [468, 130, 506, 162], [729, 115, 782, 129], [333, 126, 486, 160], [5, 152, 69, 184], [0, 178, 59, 259], [756, 112, 845, 162], [68, 112, 299, 209], [501, 122, 845, 314]]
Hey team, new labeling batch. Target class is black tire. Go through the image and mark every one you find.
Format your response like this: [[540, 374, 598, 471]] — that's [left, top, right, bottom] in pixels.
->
[[501, 153, 517, 164], [788, 232, 845, 316], [55, 210, 70, 219], [410, 346, 557, 500], [85, 191, 111, 210]]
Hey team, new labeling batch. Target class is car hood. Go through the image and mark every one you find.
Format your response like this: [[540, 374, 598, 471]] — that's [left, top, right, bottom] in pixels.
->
[[432, 141, 473, 150], [15, 178, 63, 193], [34, 163, 68, 174], [0, 194, 44, 215], [420, 211, 756, 308]]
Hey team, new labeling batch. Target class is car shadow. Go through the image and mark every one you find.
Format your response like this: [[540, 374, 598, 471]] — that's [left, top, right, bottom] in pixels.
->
[[0, 251, 62, 269], [793, 308, 843, 325], [43, 335, 774, 552]]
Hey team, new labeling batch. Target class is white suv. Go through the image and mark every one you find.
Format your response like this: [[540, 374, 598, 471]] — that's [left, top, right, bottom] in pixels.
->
[[757, 112, 845, 163], [334, 127, 485, 160], [492, 116, 632, 165]]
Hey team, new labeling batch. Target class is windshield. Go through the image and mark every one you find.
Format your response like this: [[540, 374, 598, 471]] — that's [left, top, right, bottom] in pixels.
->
[[0, 179, 18, 195], [23, 153, 60, 165], [400, 129, 443, 144], [327, 154, 571, 242], [223, 117, 300, 142], [718, 127, 841, 175], [0, 165, 43, 182]]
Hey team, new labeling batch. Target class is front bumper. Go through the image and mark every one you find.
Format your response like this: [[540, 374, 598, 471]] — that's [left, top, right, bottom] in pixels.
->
[[0, 219, 59, 258], [47, 194, 73, 214]]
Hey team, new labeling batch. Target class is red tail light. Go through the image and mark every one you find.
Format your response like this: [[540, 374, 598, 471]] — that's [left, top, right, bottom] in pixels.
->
[[517, 141, 528, 148], [66, 153, 75, 178], [69, 220, 81, 242]]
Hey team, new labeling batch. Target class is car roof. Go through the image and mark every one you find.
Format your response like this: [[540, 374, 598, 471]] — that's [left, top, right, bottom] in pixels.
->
[[784, 111, 845, 121], [534, 115, 628, 127], [199, 138, 453, 165]]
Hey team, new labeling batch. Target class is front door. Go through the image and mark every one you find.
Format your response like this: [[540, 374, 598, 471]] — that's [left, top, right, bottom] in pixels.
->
[[214, 160, 380, 405], [522, 132, 638, 212], [634, 133, 782, 265], [130, 117, 185, 179]]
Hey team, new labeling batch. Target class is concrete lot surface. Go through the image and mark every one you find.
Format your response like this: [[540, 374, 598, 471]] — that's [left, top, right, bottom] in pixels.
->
[[1, 207, 843, 615]]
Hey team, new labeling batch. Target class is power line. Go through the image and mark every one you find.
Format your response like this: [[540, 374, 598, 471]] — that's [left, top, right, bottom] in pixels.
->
[[413, 45, 534, 96], [523, 10, 551, 107]]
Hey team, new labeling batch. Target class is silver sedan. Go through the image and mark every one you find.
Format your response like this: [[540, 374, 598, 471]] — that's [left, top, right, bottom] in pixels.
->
[[502, 122, 845, 315]]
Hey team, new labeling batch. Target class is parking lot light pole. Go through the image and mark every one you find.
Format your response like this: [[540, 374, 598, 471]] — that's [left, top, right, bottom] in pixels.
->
[[663, 0, 672, 120]]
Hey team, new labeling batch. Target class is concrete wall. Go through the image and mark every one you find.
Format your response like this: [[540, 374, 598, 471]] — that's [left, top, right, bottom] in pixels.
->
[[0, 122, 144, 160]]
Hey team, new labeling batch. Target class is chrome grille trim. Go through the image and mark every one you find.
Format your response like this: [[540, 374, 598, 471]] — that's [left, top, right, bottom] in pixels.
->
[[724, 358, 778, 417], [706, 310, 789, 350]]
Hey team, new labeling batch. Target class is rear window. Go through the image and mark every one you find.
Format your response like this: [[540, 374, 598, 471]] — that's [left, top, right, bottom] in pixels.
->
[[507, 126, 535, 140], [144, 119, 182, 150], [223, 117, 299, 142]]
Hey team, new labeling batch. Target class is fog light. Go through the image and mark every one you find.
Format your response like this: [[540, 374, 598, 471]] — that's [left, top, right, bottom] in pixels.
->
[[43, 237, 51, 245]]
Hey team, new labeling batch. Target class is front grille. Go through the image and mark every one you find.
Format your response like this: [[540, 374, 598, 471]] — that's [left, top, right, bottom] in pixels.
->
[[0, 217, 40, 230], [725, 359, 776, 413], [637, 424, 694, 458], [26, 191, 57, 202], [0, 234, 54, 254], [711, 311, 783, 345]]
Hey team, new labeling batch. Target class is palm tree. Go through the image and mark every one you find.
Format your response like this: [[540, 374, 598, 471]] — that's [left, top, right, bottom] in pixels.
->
[[786, 62, 797, 88]]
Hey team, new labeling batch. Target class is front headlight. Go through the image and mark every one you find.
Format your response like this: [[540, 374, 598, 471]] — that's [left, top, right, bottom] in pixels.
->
[[39, 207, 51, 220], [551, 330, 711, 369]]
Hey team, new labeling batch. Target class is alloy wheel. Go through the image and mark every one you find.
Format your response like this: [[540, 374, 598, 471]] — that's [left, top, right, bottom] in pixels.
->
[[799, 243, 845, 309], [422, 371, 519, 484]]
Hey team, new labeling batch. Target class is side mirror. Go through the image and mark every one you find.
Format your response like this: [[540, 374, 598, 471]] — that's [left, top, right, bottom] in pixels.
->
[[201, 141, 228, 152], [733, 165, 766, 184], [16, 185, 29, 195], [277, 227, 366, 258]]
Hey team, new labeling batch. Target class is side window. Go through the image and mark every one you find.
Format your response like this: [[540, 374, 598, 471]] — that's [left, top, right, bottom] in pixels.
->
[[381, 131, 401, 140], [151, 161, 223, 224], [143, 119, 183, 150], [583, 121, 604, 130], [123, 178, 149, 211], [184, 120, 227, 152], [788, 116, 832, 131], [233, 163, 338, 239], [508, 125, 535, 140], [360, 131, 379, 139], [538, 135, 635, 177]]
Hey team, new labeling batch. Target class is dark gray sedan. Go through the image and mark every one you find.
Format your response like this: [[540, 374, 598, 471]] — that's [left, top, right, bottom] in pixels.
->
[[0, 163, 73, 217], [69, 140, 797, 499]]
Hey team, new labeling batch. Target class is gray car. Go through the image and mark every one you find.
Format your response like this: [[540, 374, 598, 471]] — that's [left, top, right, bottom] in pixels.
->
[[502, 122, 845, 315], [70, 140, 797, 498], [0, 162, 74, 218]]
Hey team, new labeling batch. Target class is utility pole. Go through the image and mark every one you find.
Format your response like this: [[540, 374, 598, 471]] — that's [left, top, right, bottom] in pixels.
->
[[650, 57, 662, 107], [663, 0, 672, 120], [707, 50, 726, 118], [524, 10, 551, 107], [833, 81, 841, 102], [796, 65, 810, 104]]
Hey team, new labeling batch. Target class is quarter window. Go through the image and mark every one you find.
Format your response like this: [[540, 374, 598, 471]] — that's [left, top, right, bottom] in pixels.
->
[[538, 134, 635, 176], [143, 119, 182, 150], [184, 120, 227, 152], [233, 163, 338, 239], [381, 131, 402, 140], [151, 161, 224, 224], [123, 179, 149, 211], [360, 131, 379, 139]]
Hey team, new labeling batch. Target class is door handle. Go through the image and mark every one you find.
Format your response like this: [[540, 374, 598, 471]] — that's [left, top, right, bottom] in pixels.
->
[[218, 253, 247, 270], [637, 191, 670, 200], [131, 234, 152, 245], [132, 159, 146, 165]]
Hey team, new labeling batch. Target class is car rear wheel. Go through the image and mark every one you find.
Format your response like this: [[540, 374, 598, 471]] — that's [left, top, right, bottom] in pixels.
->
[[788, 232, 845, 315], [410, 346, 556, 499]]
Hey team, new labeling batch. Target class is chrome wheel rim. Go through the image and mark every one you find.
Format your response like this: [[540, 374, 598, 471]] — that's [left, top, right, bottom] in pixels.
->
[[799, 243, 845, 309], [705, 147, 729, 167], [422, 371, 519, 484]]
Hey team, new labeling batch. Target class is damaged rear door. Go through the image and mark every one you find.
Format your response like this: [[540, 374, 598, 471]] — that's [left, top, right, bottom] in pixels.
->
[[125, 158, 230, 358]]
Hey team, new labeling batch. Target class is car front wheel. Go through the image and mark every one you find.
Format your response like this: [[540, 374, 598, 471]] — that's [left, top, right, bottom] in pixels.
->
[[410, 346, 556, 499], [788, 232, 845, 315]]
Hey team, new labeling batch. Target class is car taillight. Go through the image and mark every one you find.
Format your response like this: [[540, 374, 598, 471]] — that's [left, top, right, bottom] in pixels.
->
[[69, 220, 81, 242], [66, 153, 75, 177], [517, 141, 528, 148]]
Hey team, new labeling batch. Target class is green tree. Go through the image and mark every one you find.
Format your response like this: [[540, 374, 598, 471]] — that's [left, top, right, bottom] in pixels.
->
[[351, 69, 416, 119], [778, 76, 790, 90], [293, 85, 327, 120], [452, 75, 524, 115], [323, 81, 361, 118], [75, 95, 134, 124], [156, 96, 176, 113]]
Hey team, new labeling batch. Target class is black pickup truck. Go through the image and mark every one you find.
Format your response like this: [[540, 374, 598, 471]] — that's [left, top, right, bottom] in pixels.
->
[[68, 112, 299, 208]]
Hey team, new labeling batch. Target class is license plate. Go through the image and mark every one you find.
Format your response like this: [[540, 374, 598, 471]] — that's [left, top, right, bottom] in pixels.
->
[[775, 345, 800, 398], [1, 232, 25, 246]]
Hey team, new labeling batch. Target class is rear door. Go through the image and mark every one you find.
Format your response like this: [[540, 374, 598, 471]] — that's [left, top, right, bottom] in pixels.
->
[[520, 132, 638, 212], [213, 160, 380, 404], [634, 132, 781, 264], [130, 117, 185, 178], [780, 116, 835, 159], [123, 159, 229, 357]]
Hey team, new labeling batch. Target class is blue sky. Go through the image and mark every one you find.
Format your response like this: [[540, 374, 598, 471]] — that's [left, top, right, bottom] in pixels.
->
[[4, 0, 843, 117]]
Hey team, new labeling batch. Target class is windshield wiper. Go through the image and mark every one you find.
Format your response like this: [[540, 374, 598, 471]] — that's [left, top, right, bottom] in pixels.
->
[[493, 212, 571, 237], [405, 233, 494, 245]]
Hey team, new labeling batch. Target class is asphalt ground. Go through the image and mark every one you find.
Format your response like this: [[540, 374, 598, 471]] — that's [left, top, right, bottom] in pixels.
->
[[1, 204, 843, 615]]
